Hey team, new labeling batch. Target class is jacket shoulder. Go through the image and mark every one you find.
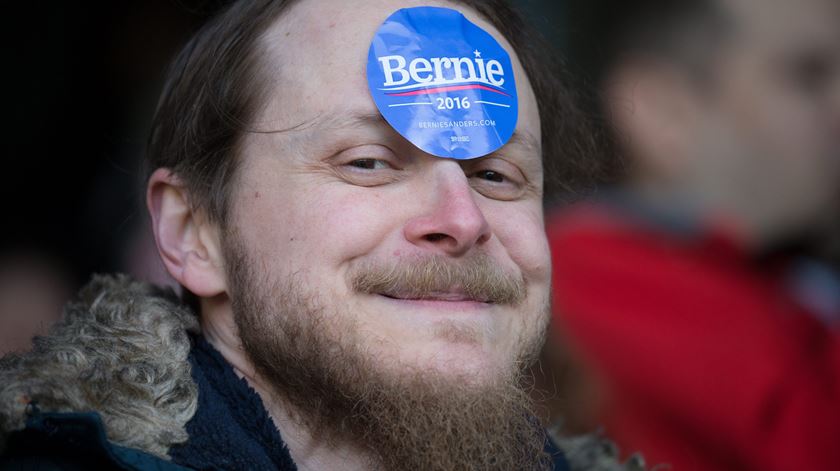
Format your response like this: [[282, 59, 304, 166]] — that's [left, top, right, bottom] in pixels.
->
[[1, 409, 194, 470]]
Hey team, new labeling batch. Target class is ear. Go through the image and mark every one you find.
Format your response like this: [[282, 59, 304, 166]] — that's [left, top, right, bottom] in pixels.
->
[[604, 61, 700, 180], [146, 168, 227, 297]]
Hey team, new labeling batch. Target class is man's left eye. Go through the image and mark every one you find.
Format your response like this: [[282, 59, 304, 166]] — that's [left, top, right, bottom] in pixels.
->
[[473, 170, 505, 183], [468, 167, 526, 200]]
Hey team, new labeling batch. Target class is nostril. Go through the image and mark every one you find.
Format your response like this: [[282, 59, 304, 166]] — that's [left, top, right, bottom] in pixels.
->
[[424, 233, 448, 242]]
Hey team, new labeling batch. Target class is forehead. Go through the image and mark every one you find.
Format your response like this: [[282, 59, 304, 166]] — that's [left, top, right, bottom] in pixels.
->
[[251, 0, 540, 149]]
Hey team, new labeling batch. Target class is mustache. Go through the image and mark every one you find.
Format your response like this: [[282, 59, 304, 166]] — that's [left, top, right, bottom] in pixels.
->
[[349, 253, 526, 305]]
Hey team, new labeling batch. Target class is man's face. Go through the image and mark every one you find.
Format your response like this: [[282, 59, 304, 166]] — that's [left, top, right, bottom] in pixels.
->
[[226, 0, 548, 385], [690, 0, 840, 242]]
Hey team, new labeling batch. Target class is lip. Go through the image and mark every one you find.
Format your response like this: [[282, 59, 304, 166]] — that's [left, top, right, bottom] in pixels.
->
[[383, 291, 488, 302], [377, 293, 492, 310]]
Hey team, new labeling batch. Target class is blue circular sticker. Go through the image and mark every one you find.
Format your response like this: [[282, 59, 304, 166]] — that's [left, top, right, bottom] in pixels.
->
[[367, 6, 519, 160]]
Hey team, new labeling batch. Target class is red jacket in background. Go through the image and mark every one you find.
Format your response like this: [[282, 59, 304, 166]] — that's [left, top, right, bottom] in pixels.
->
[[548, 201, 840, 471]]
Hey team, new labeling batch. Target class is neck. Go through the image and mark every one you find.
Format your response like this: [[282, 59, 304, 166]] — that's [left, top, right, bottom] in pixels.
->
[[199, 303, 372, 471], [254, 393, 371, 471]]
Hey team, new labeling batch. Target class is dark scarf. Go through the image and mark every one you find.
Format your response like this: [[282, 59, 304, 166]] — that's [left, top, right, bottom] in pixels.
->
[[168, 335, 297, 470]]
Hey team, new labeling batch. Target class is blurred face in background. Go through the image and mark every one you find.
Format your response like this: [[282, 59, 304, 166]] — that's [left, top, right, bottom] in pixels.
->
[[690, 0, 840, 245], [613, 0, 840, 248]]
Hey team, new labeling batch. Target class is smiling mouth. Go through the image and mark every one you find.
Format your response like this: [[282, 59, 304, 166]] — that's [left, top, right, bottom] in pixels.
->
[[379, 290, 492, 304]]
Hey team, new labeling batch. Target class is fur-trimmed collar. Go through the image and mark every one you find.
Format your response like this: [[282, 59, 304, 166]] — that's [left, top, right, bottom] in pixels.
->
[[0, 274, 198, 459]]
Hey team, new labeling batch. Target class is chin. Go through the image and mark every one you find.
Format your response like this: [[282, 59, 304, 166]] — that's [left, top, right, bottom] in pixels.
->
[[363, 316, 536, 386], [399, 342, 515, 387]]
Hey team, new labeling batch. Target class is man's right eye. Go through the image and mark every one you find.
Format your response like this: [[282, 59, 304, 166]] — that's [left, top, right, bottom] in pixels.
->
[[348, 159, 390, 170], [330, 145, 403, 186]]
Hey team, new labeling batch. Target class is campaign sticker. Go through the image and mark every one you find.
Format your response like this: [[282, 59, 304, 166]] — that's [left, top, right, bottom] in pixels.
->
[[367, 6, 518, 160]]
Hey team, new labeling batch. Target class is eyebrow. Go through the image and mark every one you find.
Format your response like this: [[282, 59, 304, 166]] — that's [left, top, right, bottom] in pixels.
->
[[251, 112, 385, 135]]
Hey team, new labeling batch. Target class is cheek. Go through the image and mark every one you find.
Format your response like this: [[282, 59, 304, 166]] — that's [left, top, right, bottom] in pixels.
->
[[760, 100, 824, 153], [719, 81, 840, 219], [234, 177, 398, 277], [744, 100, 837, 190], [487, 201, 550, 284], [735, 74, 833, 161]]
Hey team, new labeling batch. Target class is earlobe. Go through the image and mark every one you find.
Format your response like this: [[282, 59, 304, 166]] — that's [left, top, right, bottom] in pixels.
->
[[146, 168, 227, 297]]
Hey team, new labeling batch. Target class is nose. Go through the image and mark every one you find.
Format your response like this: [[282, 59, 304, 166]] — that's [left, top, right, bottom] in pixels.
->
[[403, 162, 492, 256]]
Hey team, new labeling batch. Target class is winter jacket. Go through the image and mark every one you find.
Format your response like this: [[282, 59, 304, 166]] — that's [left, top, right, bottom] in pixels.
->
[[0, 274, 643, 470]]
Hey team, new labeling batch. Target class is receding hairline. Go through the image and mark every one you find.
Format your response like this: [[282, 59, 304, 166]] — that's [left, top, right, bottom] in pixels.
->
[[244, 0, 541, 143]]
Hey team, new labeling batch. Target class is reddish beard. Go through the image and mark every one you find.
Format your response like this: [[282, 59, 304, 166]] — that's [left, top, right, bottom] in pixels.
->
[[224, 236, 551, 470]]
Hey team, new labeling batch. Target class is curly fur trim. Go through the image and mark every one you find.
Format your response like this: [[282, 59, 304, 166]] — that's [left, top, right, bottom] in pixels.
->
[[550, 426, 652, 471], [0, 274, 199, 459]]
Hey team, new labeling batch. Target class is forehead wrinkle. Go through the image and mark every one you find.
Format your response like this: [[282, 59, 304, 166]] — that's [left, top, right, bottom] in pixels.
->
[[246, 111, 388, 145], [247, 103, 542, 163], [247, 111, 541, 165], [289, 113, 391, 149]]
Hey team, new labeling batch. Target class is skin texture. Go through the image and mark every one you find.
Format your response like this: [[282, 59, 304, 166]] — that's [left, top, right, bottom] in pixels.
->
[[147, 0, 549, 469], [608, 0, 840, 250]]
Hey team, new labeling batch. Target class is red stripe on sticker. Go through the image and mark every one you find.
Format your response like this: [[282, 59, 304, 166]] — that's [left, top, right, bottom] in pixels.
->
[[386, 84, 510, 97]]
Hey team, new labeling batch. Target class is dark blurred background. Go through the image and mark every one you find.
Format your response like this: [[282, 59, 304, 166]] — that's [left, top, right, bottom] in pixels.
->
[[3, 2, 213, 290]]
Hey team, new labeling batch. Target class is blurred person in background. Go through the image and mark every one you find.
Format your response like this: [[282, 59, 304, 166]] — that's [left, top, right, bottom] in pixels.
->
[[549, 0, 840, 470]]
